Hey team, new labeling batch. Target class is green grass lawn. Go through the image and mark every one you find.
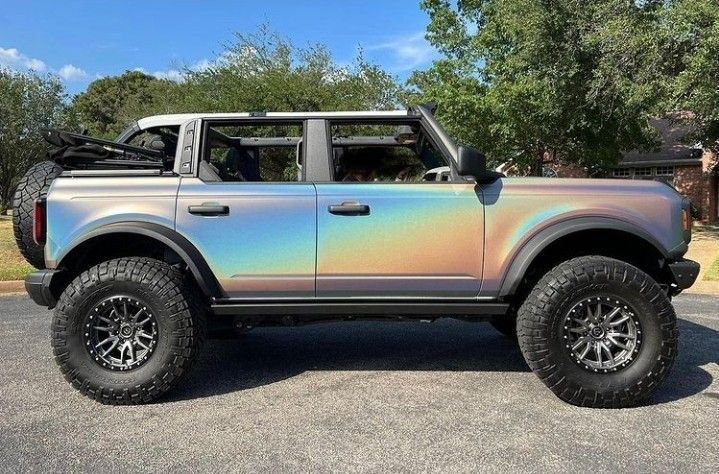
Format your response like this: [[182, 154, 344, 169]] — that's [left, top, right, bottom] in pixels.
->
[[705, 255, 719, 281], [0, 214, 34, 281]]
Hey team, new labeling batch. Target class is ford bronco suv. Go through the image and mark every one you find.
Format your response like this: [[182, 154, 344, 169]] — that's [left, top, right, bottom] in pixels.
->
[[14, 105, 699, 407]]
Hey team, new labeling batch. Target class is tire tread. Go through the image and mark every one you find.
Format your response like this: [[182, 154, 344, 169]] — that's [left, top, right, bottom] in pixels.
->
[[517, 255, 678, 408], [51, 257, 205, 405], [12, 161, 63, 269]]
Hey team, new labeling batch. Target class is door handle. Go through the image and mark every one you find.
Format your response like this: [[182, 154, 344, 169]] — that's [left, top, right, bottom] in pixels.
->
[[188, 203, 230, 216], [328, 201, 370, 216]]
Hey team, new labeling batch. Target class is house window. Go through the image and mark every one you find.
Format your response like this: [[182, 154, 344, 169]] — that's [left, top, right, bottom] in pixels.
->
[[634, 167, 652, 177], [612, 168, 630, 178], [655, 166, 674, 176]]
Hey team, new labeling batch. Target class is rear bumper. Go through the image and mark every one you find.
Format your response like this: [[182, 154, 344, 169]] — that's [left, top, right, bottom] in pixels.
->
[[25, 269, 62, 308], [667, 259, 700, 290]]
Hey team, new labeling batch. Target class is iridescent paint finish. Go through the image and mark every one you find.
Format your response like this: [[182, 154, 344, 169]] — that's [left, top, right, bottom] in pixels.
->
[[45, 177, 181, 268], [46, 173, 687, 302], [315, 183, 483, 298], [479, 178, 687, 296], [175, 178, 316, 299]]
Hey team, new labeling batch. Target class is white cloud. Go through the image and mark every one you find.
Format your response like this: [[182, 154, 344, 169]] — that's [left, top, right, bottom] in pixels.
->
[[367, 32, 438, 71], [190, 58, 213, 71], [58, 64, 87, 80], [152, 68, 183, 81], [143, 58, 213, 82], [132, 66, 183, 81], [0, 45, 90, 85], [0, 46, 47, 72]]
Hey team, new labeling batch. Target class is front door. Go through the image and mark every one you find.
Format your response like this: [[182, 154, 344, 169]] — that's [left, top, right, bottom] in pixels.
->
[[315, 118, 483, 299], [315, 183, 483, 298]]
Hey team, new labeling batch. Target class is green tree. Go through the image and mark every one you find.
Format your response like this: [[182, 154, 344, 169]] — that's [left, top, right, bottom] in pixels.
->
[[72, 27, 401, 141], [0, 69, 67, 213], [69, 28, 401, 179], [409, 0, 665, 172], [659, 0, 719, 150], [71, 70, 182, 138], [180, 26, 400, 113]]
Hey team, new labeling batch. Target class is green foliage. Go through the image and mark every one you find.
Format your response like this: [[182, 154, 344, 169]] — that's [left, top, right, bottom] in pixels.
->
[[71, 70, 183, 138], [659, 0, 719, 150], [70, 27, 401, 141], [409, 0, 665, 170], [69, 27, 402, 179], [7, 11, 716, 191], [0, 69, 67, 212], [180, 26, 400, 113]]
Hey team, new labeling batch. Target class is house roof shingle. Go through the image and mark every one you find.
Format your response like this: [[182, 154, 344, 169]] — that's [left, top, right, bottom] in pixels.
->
[[621, 118, 702, 164]]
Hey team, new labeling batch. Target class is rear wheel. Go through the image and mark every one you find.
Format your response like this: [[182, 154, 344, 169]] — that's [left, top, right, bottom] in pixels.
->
[[517, 256, 678, 408], [12, 161, 63, 269], [51, 257, 206, 404]]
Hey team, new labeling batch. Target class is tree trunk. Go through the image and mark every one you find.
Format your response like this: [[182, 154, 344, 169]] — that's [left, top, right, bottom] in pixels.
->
[[0, 178, 13, 215], [530, 155, 544, 177]]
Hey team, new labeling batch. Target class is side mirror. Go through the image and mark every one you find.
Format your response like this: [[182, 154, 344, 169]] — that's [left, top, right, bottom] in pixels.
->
[[456, 145, 486, 179]]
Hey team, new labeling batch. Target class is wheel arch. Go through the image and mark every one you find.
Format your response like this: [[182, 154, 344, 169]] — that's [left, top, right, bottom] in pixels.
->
[[498, 217, 675, 298], [55, 222, 223, 299]]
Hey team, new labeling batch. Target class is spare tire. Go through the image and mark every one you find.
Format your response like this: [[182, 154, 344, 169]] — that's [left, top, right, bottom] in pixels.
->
[[12, 161, 63, 269]]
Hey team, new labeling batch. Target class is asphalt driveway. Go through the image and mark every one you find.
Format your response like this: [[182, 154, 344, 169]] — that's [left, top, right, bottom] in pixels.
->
[[0, 293, 717, 473]]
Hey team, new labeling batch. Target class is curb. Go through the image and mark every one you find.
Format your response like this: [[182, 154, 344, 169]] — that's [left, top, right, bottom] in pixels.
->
[[0, 280, 25, 294]]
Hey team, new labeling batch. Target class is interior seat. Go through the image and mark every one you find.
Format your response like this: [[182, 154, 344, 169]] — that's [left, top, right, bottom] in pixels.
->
[[198, 160, 222, 182]]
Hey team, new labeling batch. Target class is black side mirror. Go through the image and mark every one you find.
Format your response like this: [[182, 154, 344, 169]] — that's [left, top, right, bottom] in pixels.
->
[[456, 145, 486, 179]]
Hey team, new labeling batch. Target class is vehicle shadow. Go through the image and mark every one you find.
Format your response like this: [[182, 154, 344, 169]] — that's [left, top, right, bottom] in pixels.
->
[[649, 317, 719, 405], [168, 316, 717, 404], [168, 320, 528, 402]]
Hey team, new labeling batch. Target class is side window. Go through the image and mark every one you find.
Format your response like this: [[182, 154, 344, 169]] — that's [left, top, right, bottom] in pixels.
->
[[330, 121, 450, 183], [200, 122, 303, 182]]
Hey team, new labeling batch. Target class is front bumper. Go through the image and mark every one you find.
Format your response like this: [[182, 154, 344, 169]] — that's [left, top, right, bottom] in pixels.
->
[[667, 259, 700, 290], [25, 269, 63, 308]]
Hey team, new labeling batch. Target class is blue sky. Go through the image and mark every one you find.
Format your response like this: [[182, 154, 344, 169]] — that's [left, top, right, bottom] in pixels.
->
[[0, 0, 439, 95]]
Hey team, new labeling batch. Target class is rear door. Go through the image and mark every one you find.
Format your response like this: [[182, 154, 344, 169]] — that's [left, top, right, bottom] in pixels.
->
[[175, 119, 317, 299], [314, 118, 484, 299]]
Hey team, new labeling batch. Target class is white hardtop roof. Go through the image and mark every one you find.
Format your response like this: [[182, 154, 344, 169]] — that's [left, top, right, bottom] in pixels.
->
[[136, 110, 411, 130]]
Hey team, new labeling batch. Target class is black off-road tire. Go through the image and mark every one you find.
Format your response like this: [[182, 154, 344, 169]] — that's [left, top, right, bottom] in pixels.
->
[[12, 161, 63, 269], [517, 256, 678, 408], [51, 257, 206, 405], [490, 313, 518, 340]]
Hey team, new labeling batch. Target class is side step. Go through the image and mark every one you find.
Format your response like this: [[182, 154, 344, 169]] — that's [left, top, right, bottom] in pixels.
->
[[211, 301, 509, 317]]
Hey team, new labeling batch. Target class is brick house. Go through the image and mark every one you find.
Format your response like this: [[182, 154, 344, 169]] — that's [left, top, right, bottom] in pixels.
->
[[542, 118, 719, 222]]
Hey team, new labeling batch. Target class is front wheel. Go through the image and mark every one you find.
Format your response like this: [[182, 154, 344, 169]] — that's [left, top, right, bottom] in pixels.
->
[[517, 256, 678, 408], [51, 257, 206, 404]]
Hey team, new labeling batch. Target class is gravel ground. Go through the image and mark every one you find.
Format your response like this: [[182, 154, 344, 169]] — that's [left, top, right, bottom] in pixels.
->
[[0, 293, 717, 473]]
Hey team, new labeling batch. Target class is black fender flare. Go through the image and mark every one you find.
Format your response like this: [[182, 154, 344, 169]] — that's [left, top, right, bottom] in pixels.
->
[[56, 221, 224, 299], [497, 216, 679, 297]]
